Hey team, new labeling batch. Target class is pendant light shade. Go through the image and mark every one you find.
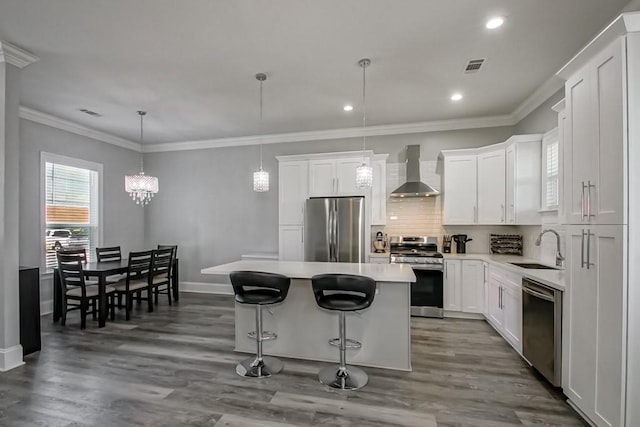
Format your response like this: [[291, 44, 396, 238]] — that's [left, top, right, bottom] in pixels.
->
[[253, 73, 269, 192], [125, 111, 158, 206], [356, 58, 373, 189]]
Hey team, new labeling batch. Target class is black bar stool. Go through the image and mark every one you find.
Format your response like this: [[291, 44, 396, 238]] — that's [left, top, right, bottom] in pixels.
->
[[311, 273, 376, 390], [230, 271, 290, 378]]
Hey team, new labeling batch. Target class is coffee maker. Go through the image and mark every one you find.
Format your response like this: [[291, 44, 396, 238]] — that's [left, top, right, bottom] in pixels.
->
[[452, 234, 473, 254]]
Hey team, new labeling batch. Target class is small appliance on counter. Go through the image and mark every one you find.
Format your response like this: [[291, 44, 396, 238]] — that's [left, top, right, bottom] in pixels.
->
[[373, 231, 388, 253], [452, 234, 472, 254], [442, 235, 452, 253]]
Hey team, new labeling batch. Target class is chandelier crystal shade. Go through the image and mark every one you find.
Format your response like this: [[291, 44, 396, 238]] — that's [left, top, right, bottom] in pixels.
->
[[125, 111, 159, 206], [253, 73, 270, 192], [356, 58, 373, 189]]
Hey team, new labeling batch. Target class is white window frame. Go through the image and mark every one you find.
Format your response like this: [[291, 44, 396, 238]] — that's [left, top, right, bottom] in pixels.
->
[[40, 152, 104, 272], [540, 127, 560, 212]]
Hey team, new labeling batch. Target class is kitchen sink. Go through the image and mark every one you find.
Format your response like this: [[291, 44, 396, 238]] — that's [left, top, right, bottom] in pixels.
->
[[508, 262, 559, 270]]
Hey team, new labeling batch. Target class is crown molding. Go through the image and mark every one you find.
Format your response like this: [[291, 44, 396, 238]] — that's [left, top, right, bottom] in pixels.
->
[[20, 107, 141, 152], [0, 41, 39, 68], [511, 75, 565, 123], [142, 114, 515, 153]]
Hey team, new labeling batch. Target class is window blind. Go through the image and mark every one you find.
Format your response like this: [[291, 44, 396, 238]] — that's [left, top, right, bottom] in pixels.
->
[[45, 162, 99, 268], [545, 141, 559, 209]]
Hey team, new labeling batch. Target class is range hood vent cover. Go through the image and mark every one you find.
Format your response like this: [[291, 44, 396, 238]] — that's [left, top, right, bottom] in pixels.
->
[[391, 145, 440, 198]]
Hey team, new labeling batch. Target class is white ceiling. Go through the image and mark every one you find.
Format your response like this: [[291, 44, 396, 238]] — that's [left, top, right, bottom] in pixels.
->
[[0, 0, 634, 145]]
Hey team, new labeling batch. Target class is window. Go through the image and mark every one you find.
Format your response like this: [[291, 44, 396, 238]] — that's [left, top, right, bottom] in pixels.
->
[[41, 153, 102, 270], [541, 128, 559, 210]]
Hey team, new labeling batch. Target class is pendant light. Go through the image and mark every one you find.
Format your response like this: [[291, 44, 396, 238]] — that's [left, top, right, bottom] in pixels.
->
[[125, 111, 159, 205], [253, 73, 269, 192], [355, 58, 373, 188]]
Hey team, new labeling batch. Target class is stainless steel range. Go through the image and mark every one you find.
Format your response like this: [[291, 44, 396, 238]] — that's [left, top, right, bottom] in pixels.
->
[[390, 236, 444, 318]]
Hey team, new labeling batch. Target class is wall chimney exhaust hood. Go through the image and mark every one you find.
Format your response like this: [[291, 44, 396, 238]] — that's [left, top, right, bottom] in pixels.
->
[[391, 145, 440, 198]]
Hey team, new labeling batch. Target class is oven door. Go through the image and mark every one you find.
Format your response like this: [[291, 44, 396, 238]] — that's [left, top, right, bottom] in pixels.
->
[[410, 265, 444, 318]]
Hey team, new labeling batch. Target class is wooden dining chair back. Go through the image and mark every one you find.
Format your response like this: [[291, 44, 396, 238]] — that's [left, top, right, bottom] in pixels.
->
[[113, 250, 153, 320], [151, 248, 174, 306], [57, 253, 115, 329], [57, 247, 87, 262], [96, 246, 122, 262]]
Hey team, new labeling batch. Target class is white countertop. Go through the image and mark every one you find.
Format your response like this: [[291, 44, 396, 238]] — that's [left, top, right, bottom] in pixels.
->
[[443, 253, 566, 291], [202, 260, 416, 283]]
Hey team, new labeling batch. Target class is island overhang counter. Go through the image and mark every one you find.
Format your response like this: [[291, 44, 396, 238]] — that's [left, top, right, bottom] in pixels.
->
[[201, 260, 416, 371]]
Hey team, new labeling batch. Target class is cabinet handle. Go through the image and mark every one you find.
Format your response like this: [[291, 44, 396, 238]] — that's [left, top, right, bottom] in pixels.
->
[[445, 263, 448, 278], [581, 181, 586, 220], [581, 229, 586, 268], [586, 230, 593, 269], [473, 206, 477, 223], [501, 204, 505, 223], [587, 180, 594, 218], [499, 286, 502, 309]]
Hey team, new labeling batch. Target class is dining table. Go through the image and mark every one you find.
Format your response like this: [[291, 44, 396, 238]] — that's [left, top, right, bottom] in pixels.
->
[[53, 258, 180, 327]]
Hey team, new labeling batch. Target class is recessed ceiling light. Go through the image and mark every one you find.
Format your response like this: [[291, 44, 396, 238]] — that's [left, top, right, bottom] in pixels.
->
[[451, 93, 463, 101], [486, 16, 505, 29], [343, 105, 354, 111]]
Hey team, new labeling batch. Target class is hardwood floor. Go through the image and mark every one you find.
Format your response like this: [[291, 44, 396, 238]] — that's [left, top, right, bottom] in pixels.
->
[[0, 294, 586, 426]]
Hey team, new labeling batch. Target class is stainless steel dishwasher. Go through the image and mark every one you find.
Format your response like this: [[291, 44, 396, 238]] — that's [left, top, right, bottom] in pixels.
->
[[522, 278, 562, 386]]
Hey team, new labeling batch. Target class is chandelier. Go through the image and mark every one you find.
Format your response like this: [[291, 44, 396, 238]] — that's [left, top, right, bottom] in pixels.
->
[[253, 73, 269, 192], [355, 58, 373, 188], [125, 111, 159, 205]]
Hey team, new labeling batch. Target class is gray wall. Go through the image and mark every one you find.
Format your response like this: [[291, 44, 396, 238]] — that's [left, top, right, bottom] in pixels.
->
[[19, 119, 145, 303], [144, 126, 515, 283], [514, 88, 565, 134]]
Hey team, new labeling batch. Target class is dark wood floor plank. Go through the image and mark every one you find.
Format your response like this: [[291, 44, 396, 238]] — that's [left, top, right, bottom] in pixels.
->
[[0, 293, 587, 426]]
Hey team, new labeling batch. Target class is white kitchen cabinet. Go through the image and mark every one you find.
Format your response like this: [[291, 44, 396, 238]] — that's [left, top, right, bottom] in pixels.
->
[[563, 37, 625, 226], [309, 156, 368, 197], [443, 259, 461, 311], [441, 154, 477, 225], [485, 265, 522, 353], [563, 225, 624, 427], [461, 260, 484, 314], [482, 262, 490, 318], [477, 149, 506, 224], [278, 225, 304, 261], [441, 137, 540, 226], [487, 270, 504, 329], [501, 277, 522, 352], [505, 136, 542, 225], [278, 160, 308, 225], [371, 154, 388, 225], [443, 259, 484, 315]]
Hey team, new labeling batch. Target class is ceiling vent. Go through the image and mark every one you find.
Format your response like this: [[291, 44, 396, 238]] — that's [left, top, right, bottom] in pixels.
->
[[464, 59, 485, 73], [79, 108, 101, 117]]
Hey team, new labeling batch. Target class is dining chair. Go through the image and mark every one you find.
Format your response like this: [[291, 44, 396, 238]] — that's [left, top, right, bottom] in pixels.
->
[[95, 246, 122, 262], [113, 250, 153, 320], [96, 246, 128, 306], [157, 244, 177, 300], [57, 253, 116, 329], [57, 247, 88, 261], [151, 247, 174, 306]]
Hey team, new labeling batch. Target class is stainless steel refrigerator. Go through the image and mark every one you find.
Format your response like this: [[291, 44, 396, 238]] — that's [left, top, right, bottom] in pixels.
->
[[304, 196, 365, 263]]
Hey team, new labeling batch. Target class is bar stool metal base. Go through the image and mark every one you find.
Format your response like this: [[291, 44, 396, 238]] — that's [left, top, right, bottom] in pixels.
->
[[236, 355, 284, 378], [319, 364, 369, 390]]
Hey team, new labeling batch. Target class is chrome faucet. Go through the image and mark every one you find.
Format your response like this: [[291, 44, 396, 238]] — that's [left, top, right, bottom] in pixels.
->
[[535, 229, 565, 269]]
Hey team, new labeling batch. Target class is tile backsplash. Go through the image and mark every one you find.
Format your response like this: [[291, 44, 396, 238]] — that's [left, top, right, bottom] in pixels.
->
[[382, 160, 562, 260]]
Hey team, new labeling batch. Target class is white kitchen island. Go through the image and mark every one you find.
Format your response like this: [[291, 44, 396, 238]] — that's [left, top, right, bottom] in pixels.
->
[[201, 260, 416, 371]]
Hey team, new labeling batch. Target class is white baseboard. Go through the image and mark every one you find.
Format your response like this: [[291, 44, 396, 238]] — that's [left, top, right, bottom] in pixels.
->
[[180, 281, 233, 295], [0, 345, 24, 372], [41, 299, 53, 316], [444, 311, 485, 320]]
